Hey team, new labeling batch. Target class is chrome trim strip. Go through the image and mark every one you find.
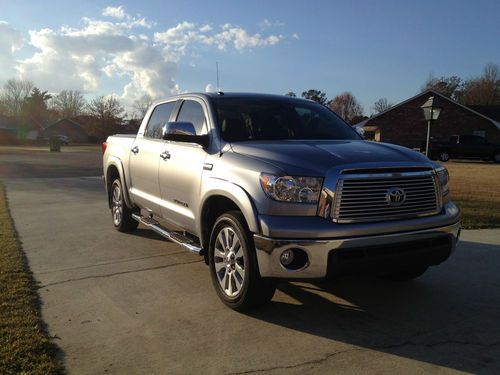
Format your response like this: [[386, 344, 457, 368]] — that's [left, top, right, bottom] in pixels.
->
[[132, 214, 204, 255], [328, 169, 442, 224]]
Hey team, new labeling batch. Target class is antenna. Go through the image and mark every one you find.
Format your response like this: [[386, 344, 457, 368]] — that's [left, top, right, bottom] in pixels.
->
[[216, 61, 220, 91]]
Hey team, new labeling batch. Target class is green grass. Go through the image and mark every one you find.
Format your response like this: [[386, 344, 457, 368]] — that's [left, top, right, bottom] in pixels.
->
[[0, 183, 63, 374]]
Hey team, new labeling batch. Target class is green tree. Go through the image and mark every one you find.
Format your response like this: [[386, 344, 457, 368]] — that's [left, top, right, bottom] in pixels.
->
[[301, 89, 328, 105], [285, 91, 297, 97], [18, 88, 52, 139]]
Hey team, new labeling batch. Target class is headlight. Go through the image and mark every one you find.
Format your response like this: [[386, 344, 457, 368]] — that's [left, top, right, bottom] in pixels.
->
[[436, 167, 450, 197], [259, 173, 323, 203]]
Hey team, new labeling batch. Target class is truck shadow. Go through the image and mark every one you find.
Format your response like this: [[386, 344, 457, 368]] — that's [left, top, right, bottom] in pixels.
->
[[249, 240, 500, 373]]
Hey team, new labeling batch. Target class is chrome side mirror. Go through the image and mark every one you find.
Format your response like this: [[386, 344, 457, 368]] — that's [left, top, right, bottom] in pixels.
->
[[162, 122, 196, 138], [353, 125, 365, 139], [162, 122, 209, 147]]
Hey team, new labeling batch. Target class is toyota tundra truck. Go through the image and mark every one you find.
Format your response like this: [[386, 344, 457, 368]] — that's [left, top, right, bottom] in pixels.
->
[[102, 92, 461, 311]]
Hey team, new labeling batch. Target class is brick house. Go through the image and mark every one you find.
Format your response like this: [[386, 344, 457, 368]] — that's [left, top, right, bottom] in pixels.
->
[[357, 90, 500, 149], [42, 118, 89, 143]]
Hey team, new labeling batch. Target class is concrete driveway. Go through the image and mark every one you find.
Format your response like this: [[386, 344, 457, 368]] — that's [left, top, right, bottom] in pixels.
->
[[2, 147, 500, 374]]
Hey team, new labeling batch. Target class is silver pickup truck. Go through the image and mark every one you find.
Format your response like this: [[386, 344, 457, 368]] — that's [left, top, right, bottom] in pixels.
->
[[103, 92, 461, 311]]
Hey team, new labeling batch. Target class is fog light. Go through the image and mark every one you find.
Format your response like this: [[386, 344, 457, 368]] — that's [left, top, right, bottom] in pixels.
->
[[280, 249, 295, 266]]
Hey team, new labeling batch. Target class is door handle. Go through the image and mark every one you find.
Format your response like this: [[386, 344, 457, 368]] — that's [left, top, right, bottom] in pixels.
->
[[131, 146, 139, 155], [160, 151, 171, 160]]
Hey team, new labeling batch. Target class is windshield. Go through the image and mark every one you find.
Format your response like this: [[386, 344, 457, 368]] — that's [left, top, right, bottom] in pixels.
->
[[212, 97, 361, 142]]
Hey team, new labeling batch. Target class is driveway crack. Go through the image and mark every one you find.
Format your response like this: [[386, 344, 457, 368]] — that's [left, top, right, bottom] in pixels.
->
[[39, 259, 203, 288], [227, 340, 500, 374]]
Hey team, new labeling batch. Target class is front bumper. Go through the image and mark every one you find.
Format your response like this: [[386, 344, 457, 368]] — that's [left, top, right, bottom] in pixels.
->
[[254, 220, 461, 278]]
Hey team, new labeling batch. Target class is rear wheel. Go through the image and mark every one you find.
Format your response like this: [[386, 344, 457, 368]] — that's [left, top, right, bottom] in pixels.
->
[[438, 151, 450, 162], [110, 178, 138, 233], [209, 211, 276, 311], [381, 265, 428, 281]]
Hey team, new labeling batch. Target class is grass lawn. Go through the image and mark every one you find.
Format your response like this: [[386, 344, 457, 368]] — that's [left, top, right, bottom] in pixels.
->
[[446, 161, 500, 229], [0, 183, 62, 374]]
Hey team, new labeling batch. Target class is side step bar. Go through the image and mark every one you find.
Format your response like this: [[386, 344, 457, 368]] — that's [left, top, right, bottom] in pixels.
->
[[132, 214, 204, 256]]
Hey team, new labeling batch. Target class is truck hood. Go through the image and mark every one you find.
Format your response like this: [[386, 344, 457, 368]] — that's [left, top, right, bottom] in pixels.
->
[[230, 140, 432, 175]]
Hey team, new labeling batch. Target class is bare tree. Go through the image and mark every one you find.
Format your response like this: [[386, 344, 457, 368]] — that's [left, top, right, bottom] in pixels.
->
[[51, 90, 86, 118], [133, 94, 154, 119], [421, 74, 463, 100], [372, 97, 393, 114], [0, 79, 34, 116], [86, 96, 124, 126], [460, 63, 500, 105], [301, 89, 328, 105], [328, 92, 363, 124]]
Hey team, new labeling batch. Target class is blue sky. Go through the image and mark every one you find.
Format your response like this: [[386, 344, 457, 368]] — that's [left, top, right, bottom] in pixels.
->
[[1, 0, 499, 114]]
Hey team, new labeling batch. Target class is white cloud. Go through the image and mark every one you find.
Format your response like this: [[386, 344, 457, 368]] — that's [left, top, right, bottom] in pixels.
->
[[155, 22, 284, 51], [0, 21, 23, 81], [259, 19, 285, 31], [292, 33, 300, 40], [205, 83, 214, 92], [2, 8, 293, 109], [102, 6, 126, 19]]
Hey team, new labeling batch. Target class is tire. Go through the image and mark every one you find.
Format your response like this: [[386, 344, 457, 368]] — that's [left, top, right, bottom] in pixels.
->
[[494, 152, 500, 164], [110, 178, 139, 233], [209, 211, 276, 311], [438, 151, 450, 162], [381, 265, 428, 281]]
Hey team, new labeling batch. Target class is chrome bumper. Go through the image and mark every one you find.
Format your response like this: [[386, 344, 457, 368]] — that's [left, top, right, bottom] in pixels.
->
[[254, 221, 461, 278]]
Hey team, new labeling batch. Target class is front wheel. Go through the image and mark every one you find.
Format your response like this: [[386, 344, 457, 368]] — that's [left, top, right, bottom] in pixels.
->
[[110, 178, 139, 233], [438, 151, 450, 162], [209, 211, 276, 311]]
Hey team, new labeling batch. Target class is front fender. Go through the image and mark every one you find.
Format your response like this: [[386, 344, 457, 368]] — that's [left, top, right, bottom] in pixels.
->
[[198, 177, 260, 237]]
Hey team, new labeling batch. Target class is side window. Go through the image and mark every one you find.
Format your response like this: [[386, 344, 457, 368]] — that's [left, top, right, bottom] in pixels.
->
[[472, 130, 486, 139], [176, 100, 207, 135], [145, 102, 176, 139]]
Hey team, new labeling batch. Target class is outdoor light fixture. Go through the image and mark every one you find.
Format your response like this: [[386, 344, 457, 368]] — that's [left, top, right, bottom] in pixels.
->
[[421, 96, 442, 157]]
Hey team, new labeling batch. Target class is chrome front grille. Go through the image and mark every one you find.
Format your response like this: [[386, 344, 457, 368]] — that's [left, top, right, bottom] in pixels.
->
[[332, 171, 441, 223]]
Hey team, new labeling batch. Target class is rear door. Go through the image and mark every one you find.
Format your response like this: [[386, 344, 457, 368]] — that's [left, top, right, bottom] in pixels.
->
[[158, 99, 209, 230], [129, 101, 177, 214]]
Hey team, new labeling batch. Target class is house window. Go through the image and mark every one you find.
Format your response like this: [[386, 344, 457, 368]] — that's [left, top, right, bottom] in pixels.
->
[[472, 130, 486, 138]]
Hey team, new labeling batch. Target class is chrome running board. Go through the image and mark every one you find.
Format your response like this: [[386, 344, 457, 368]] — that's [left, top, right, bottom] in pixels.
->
[[132, 214, 204, 256]]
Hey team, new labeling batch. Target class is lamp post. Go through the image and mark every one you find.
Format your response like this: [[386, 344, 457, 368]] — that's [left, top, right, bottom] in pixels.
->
[[421, 96, 442, 157]]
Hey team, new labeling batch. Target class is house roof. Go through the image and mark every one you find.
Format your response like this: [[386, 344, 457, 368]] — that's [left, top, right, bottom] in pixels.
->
[[468, 105, 500, 123], [44, 118, 85, 130], [356, 89, 500, 131]]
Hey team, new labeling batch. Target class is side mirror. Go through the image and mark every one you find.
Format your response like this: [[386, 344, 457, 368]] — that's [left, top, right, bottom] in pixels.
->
[[353, 125, 365, 139], [162, 122, 209, 147]]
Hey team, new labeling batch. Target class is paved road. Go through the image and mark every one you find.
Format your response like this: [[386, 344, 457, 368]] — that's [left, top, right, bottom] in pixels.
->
[[2, 148, 500, 374]]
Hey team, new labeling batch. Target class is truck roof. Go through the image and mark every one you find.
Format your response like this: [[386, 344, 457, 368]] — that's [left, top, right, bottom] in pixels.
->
[[152, 92, 314, 105]]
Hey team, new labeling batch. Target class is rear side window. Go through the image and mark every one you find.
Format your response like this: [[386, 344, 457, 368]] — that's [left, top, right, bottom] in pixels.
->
[[176, 100, 207, 135], [145, 102, 176, 139]]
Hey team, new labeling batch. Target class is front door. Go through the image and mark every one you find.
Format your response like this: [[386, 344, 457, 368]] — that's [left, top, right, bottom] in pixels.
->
[[128, 101, 177, 214], [159, 99, 209, 230]]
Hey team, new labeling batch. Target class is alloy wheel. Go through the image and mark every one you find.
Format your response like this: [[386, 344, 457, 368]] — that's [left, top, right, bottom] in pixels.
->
[[213, 227, 246, 297], [112, 184, 123, 226]]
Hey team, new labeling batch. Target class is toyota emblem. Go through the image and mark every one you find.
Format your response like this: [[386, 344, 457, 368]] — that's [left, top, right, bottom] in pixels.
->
[[386, 187, 406, 206]]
